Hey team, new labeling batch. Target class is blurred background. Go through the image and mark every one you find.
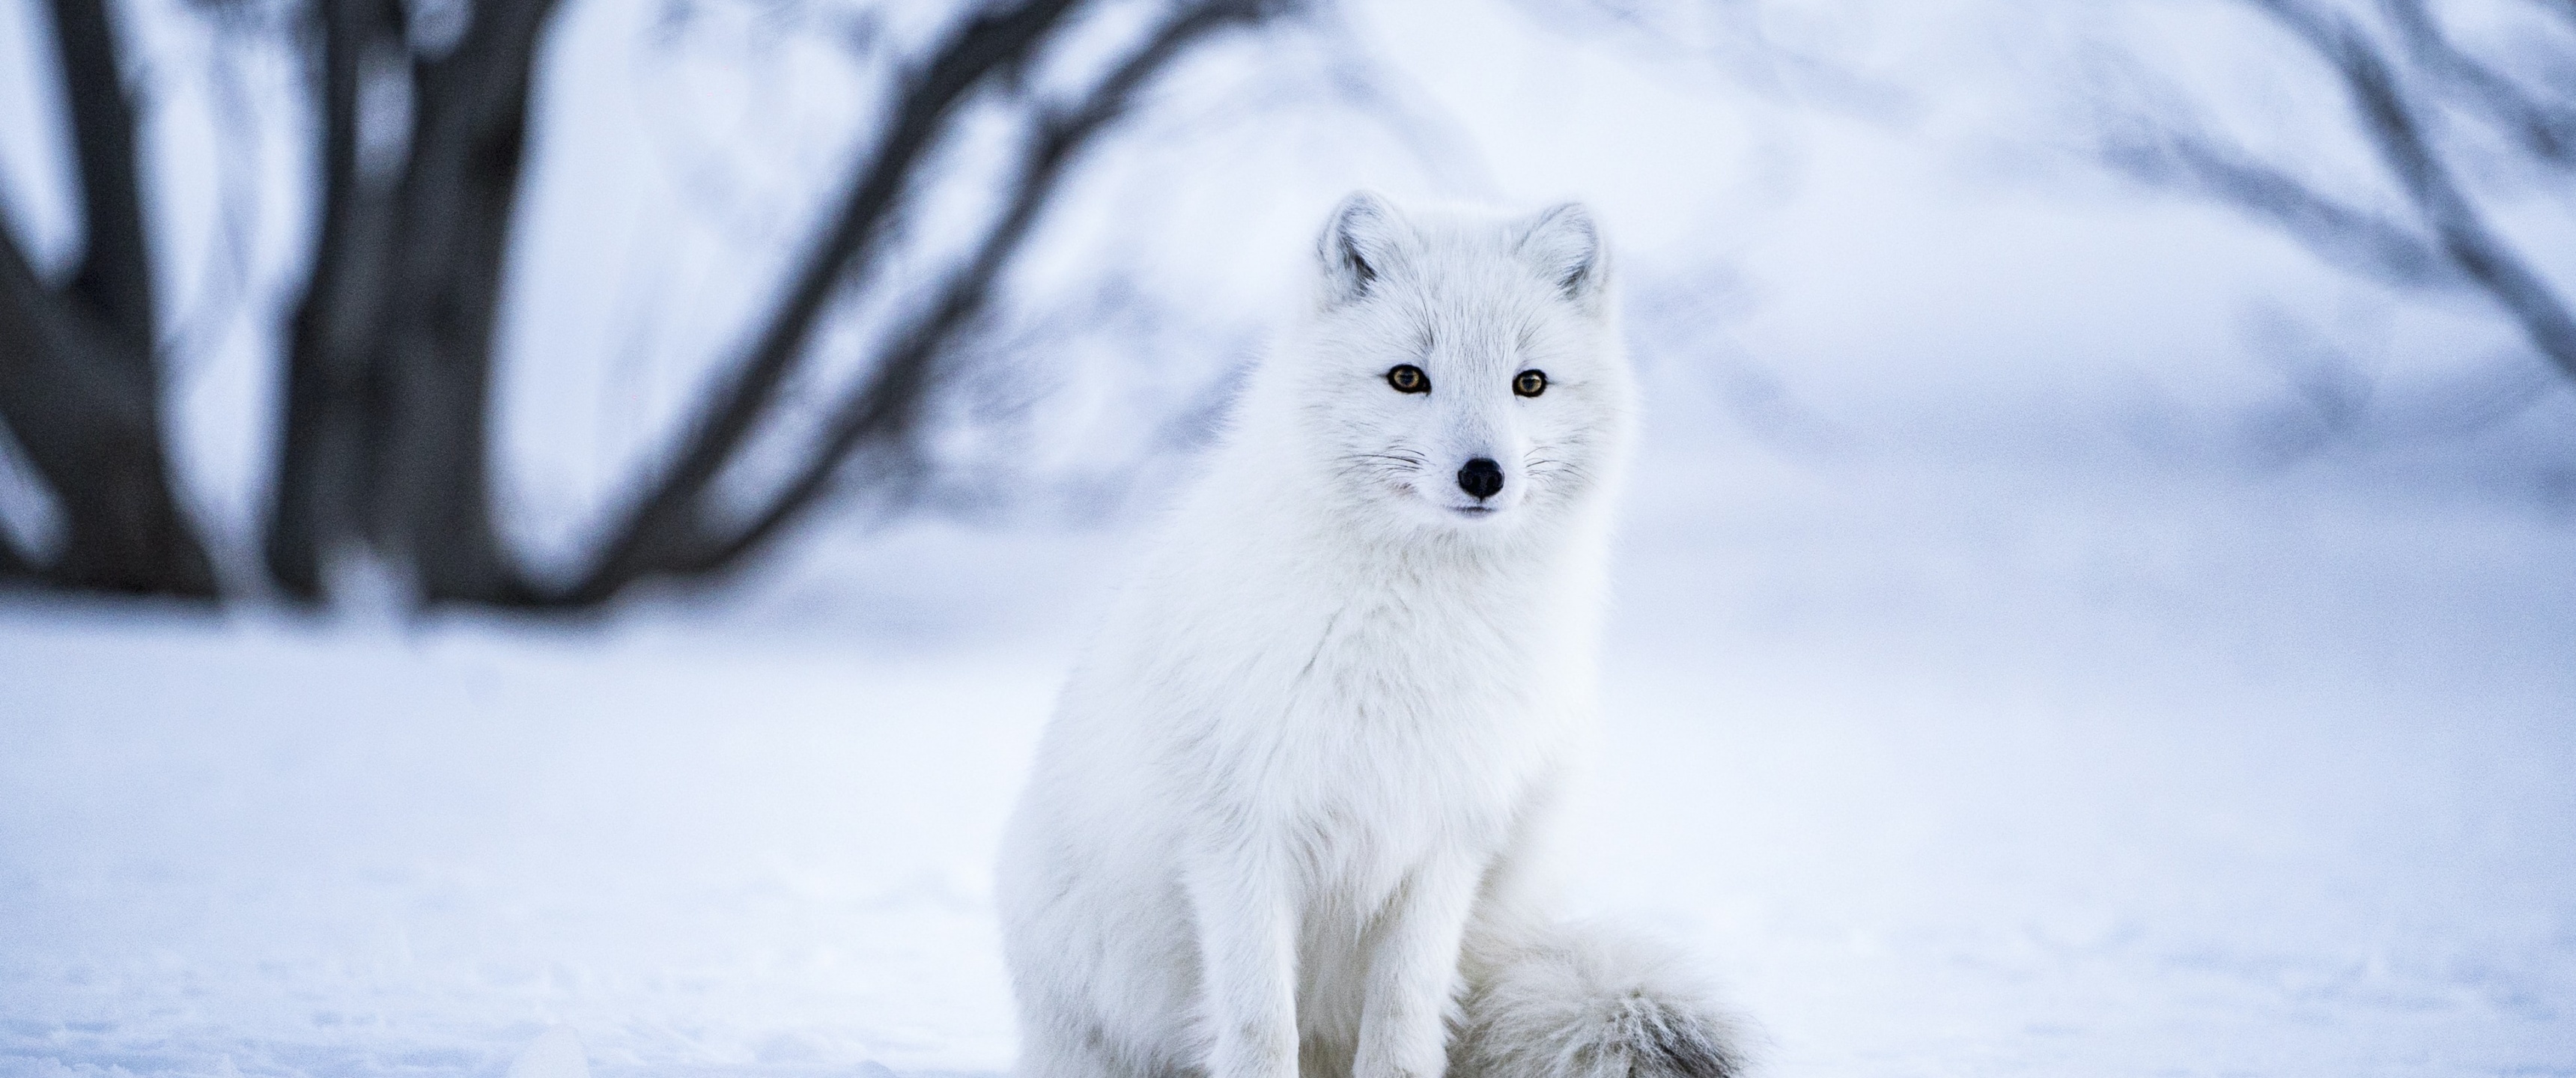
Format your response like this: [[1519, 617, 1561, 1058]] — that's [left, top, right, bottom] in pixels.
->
[[2, 0, 2572, 1075]]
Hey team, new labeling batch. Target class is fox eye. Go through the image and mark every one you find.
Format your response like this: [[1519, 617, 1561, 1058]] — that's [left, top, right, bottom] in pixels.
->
[[1513, 370, 1548, 398], [1386, 365, 1430, 394]]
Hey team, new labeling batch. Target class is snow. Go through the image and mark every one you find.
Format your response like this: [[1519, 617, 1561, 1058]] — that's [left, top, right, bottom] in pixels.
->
[[1, 609, 1049, 1077], [5, 0, 2576, 1074], [5, 453, 2572, 1078]]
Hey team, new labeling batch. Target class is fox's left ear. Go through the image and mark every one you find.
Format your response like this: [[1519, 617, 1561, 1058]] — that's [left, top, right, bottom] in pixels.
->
[[1319, 191, 1408, 307], [1518, 202, 1609, 311]]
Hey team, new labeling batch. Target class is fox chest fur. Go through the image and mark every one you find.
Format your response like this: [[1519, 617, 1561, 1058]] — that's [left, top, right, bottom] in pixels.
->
[[1044, 517, 1595, 1062], [1124, 541, 1591, 908]]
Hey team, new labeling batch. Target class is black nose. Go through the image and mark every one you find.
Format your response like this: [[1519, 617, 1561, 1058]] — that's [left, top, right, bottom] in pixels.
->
[[1456, 457, 1504, 500]]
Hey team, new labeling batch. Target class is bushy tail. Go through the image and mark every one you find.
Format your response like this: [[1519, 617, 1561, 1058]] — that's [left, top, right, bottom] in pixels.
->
[[1450, 922, 1752, 1078]]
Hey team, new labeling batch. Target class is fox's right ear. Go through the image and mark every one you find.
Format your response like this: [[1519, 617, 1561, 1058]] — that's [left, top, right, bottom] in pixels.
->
[[1318, 191, 1405, 305], [1518, 201, 1608, 312]]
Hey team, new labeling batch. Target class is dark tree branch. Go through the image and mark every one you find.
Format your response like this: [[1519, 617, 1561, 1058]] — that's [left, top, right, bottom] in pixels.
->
[[373, 0, 565, 604], [267, 0, 404, 600], [2383, 0, 2576, 168], [0, 0, 218, 596], [0, 221, 216, 594], [565, 0, 1091, 600], [686, 0, 1278, 581], [0, 525, 29, 580], [2116, 0, 2576, 386], [568, 0, 1283, 603], [2255, 0, 2576, 381], [2104, 126, 2456, 289], [52, 0, 156, 347]]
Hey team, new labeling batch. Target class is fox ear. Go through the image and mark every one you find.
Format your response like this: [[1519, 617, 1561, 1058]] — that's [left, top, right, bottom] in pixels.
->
[[1519, 201, 1607, 308], [1318, 191, 1405, 305]]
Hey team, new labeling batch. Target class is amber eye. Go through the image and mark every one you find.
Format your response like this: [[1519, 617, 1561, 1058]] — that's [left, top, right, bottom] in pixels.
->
[[1387, 365, 1430, 394], [1513, 370, 1548, 398]]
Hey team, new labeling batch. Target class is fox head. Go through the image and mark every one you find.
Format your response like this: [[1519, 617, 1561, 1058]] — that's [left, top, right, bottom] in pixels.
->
[[1258, 192, 1634, 545]]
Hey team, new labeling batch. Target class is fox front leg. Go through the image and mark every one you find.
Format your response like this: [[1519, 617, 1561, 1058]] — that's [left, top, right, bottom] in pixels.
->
[[1357, 856, 1483, 1078], [1188, 844, 1301, 1078]]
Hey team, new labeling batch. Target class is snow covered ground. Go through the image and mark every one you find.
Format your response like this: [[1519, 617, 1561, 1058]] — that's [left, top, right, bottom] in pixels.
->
[[5, 452, 2572, 1078]]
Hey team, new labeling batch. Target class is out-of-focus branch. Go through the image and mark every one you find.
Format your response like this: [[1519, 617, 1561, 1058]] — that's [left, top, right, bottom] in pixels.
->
[[0, 0, 218, 596], [2386, 0, 2576, 168], [2103, 121, 2457, 289], [2267, 0, 2576, 382], [0, 526, 28, 579], [2111, 0, 2576, 385], [53, 0, 156, 347], [568, 0, 1289, 603], [684, 0, 1283, 582], [568, 0, 1088, 600]]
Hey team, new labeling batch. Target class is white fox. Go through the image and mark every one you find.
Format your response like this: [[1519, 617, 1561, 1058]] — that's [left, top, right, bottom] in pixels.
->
[[996, 192, 1746, 1078]]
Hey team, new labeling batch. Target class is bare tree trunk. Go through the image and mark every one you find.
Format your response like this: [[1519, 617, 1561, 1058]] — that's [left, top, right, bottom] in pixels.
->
[[267, 0, 404, 600], [0, 0, 216, 597], [0, 517, 29, 579], [371, 0, 559, 605], [267, 0, 559, 606], [56, 0, 154, 338]]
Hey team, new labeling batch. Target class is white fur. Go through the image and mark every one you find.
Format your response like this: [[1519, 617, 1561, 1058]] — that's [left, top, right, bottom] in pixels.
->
[[996, 193, 1745, 1078]]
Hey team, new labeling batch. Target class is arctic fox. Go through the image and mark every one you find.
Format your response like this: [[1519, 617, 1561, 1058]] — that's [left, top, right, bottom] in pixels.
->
[[996, 192, 1745, 1078]]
